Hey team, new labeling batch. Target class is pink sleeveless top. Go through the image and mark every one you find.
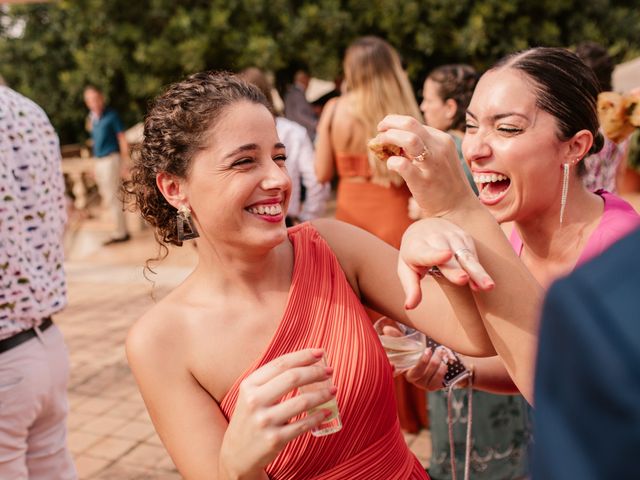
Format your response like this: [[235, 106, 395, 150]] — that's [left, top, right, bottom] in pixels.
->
[[509, 191, 640, 264], [220, 223, 428, 479]]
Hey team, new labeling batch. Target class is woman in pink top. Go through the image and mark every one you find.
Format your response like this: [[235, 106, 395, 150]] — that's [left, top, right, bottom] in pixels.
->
[[372, 47, 639, 405]]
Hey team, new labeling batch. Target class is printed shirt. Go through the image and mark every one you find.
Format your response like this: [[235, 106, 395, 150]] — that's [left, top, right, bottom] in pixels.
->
[[582, 136, 628, 193], [0, 86, 67, 339]]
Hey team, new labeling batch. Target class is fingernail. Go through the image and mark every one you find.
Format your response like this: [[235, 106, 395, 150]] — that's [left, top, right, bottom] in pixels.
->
[[329, 386, 337, 395], [325, 366, 334, 375], [312, 349, 324, 357]]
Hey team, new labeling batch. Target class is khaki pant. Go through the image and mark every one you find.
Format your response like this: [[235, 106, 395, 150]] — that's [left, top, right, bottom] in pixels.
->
[[94, 153, 128, 239], [0, 325, 76, 479]]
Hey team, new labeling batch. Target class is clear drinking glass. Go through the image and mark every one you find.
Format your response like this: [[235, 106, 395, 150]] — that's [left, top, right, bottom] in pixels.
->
[[299, 354, 342, 437], [374, 317, 426, 375]]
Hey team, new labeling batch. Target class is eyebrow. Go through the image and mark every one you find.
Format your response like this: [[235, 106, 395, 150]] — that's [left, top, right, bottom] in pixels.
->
[[223, 142, 286, 159], [466, 110, 530, 121]]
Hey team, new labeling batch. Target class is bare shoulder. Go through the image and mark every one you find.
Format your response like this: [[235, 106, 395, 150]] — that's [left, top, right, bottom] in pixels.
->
[[125, 291, 190, 369]]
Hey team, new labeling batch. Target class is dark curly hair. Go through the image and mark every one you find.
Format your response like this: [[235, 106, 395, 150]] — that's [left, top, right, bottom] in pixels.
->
[[124, 71, 271, 261], [427, 64, 478, 132]]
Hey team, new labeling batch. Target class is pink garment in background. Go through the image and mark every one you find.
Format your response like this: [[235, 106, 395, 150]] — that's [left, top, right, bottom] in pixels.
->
[[509, 191, 640, 264]]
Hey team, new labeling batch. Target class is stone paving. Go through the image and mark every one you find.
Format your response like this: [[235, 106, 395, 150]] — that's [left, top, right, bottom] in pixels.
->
[[58, 209, 432, 479]]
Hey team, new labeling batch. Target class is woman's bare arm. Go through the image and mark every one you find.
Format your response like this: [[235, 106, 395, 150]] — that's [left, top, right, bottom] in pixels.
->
[[312, 218, 496, 357]]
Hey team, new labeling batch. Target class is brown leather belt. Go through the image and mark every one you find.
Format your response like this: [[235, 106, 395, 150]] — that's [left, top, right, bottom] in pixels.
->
[[0, 317, 53, 354]]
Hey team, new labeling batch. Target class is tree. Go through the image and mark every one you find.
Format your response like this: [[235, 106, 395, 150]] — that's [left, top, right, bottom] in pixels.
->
[[1, 0, 638, 144]]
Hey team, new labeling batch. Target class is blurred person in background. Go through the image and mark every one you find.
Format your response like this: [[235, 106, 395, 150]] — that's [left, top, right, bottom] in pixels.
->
[[240, 67, 330, 225], [315, 35, 427, 434], [419, 64, 477, 193], [0, 85, 76, 479], [284, 69, 319, 142], [83, 85, 131, 245], [575, 41, 629, 193]]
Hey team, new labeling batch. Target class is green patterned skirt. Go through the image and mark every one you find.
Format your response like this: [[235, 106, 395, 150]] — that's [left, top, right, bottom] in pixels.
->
[[427, 390, 532, 480]]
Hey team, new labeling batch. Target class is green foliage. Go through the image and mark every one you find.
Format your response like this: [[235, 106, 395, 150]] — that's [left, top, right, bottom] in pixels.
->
[[1, 0, 639, 143]]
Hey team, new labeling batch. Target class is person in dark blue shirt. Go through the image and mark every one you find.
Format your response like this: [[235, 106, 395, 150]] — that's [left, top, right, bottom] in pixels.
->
[[84, 85, 130, 244], [534, 226, 640, 480]]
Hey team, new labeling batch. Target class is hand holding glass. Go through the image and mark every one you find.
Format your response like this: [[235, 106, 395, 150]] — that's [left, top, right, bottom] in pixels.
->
[[374, 317, 426, 375], [299, 354, 342, 437]]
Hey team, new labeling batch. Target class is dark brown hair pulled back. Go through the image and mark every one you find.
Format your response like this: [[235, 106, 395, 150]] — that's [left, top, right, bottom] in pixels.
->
[[124, 71, 271, 254], [493, 47, 604, 175]]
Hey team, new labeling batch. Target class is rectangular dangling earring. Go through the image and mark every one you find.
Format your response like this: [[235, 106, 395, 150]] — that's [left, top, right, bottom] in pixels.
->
[[176, 205, 200, 241], [559, 163, 570, 224]]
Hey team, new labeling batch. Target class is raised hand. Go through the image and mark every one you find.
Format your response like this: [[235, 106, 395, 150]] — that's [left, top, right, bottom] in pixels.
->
[[373, 114, 476, 217], [219, 349, 337, 478], [398, 217, 494, 309]]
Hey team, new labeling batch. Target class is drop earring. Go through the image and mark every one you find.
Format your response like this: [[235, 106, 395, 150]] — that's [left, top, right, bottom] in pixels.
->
[[559, 163, 570, 224], [176, 205, 199, 241]]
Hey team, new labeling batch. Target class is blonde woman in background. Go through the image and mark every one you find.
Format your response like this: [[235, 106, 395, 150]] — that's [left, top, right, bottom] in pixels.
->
[[315, 35, 427, 433]]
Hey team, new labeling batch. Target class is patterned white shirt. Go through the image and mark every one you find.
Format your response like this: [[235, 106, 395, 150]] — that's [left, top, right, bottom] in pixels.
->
[[0, 86, 67, 339], [276, 117, 330, 221]]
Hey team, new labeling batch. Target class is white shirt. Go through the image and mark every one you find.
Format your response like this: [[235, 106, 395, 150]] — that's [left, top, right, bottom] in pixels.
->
[[0, 86, 67, 339], [276, 117, 330, 221]]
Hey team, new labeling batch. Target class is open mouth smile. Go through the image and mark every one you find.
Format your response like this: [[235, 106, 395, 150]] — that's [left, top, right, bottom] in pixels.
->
[[473, 172, 511, 205]]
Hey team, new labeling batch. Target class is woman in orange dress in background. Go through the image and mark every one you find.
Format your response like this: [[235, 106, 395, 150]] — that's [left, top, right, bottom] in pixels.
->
[[315, 36, 428, 433]]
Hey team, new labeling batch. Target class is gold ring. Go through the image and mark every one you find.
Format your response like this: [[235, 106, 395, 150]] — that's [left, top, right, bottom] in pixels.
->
[[412, 147, 429, 163]]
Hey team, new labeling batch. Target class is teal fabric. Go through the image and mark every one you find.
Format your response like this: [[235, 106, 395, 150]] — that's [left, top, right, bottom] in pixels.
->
[[90, 108, 124, 158], [427, 390, 531, 480]]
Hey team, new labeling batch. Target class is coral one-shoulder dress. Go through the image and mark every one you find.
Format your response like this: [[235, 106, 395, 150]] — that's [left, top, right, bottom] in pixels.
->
[[220, 223, 428, 479]]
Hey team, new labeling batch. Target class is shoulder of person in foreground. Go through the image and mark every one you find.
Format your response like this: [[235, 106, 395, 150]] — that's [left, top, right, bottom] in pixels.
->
[[534, 227, 640, 480]]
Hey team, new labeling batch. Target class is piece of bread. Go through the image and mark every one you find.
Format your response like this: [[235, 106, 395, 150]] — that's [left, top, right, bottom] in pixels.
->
[[598, 92, 635, 143], [367, 138, 403, 162]]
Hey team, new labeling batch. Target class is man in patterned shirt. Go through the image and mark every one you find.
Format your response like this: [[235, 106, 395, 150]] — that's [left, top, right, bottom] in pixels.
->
[[0, 86, 76, 478]]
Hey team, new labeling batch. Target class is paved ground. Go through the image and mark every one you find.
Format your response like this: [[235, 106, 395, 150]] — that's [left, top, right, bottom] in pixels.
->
[[58, 209, 431, 479]]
